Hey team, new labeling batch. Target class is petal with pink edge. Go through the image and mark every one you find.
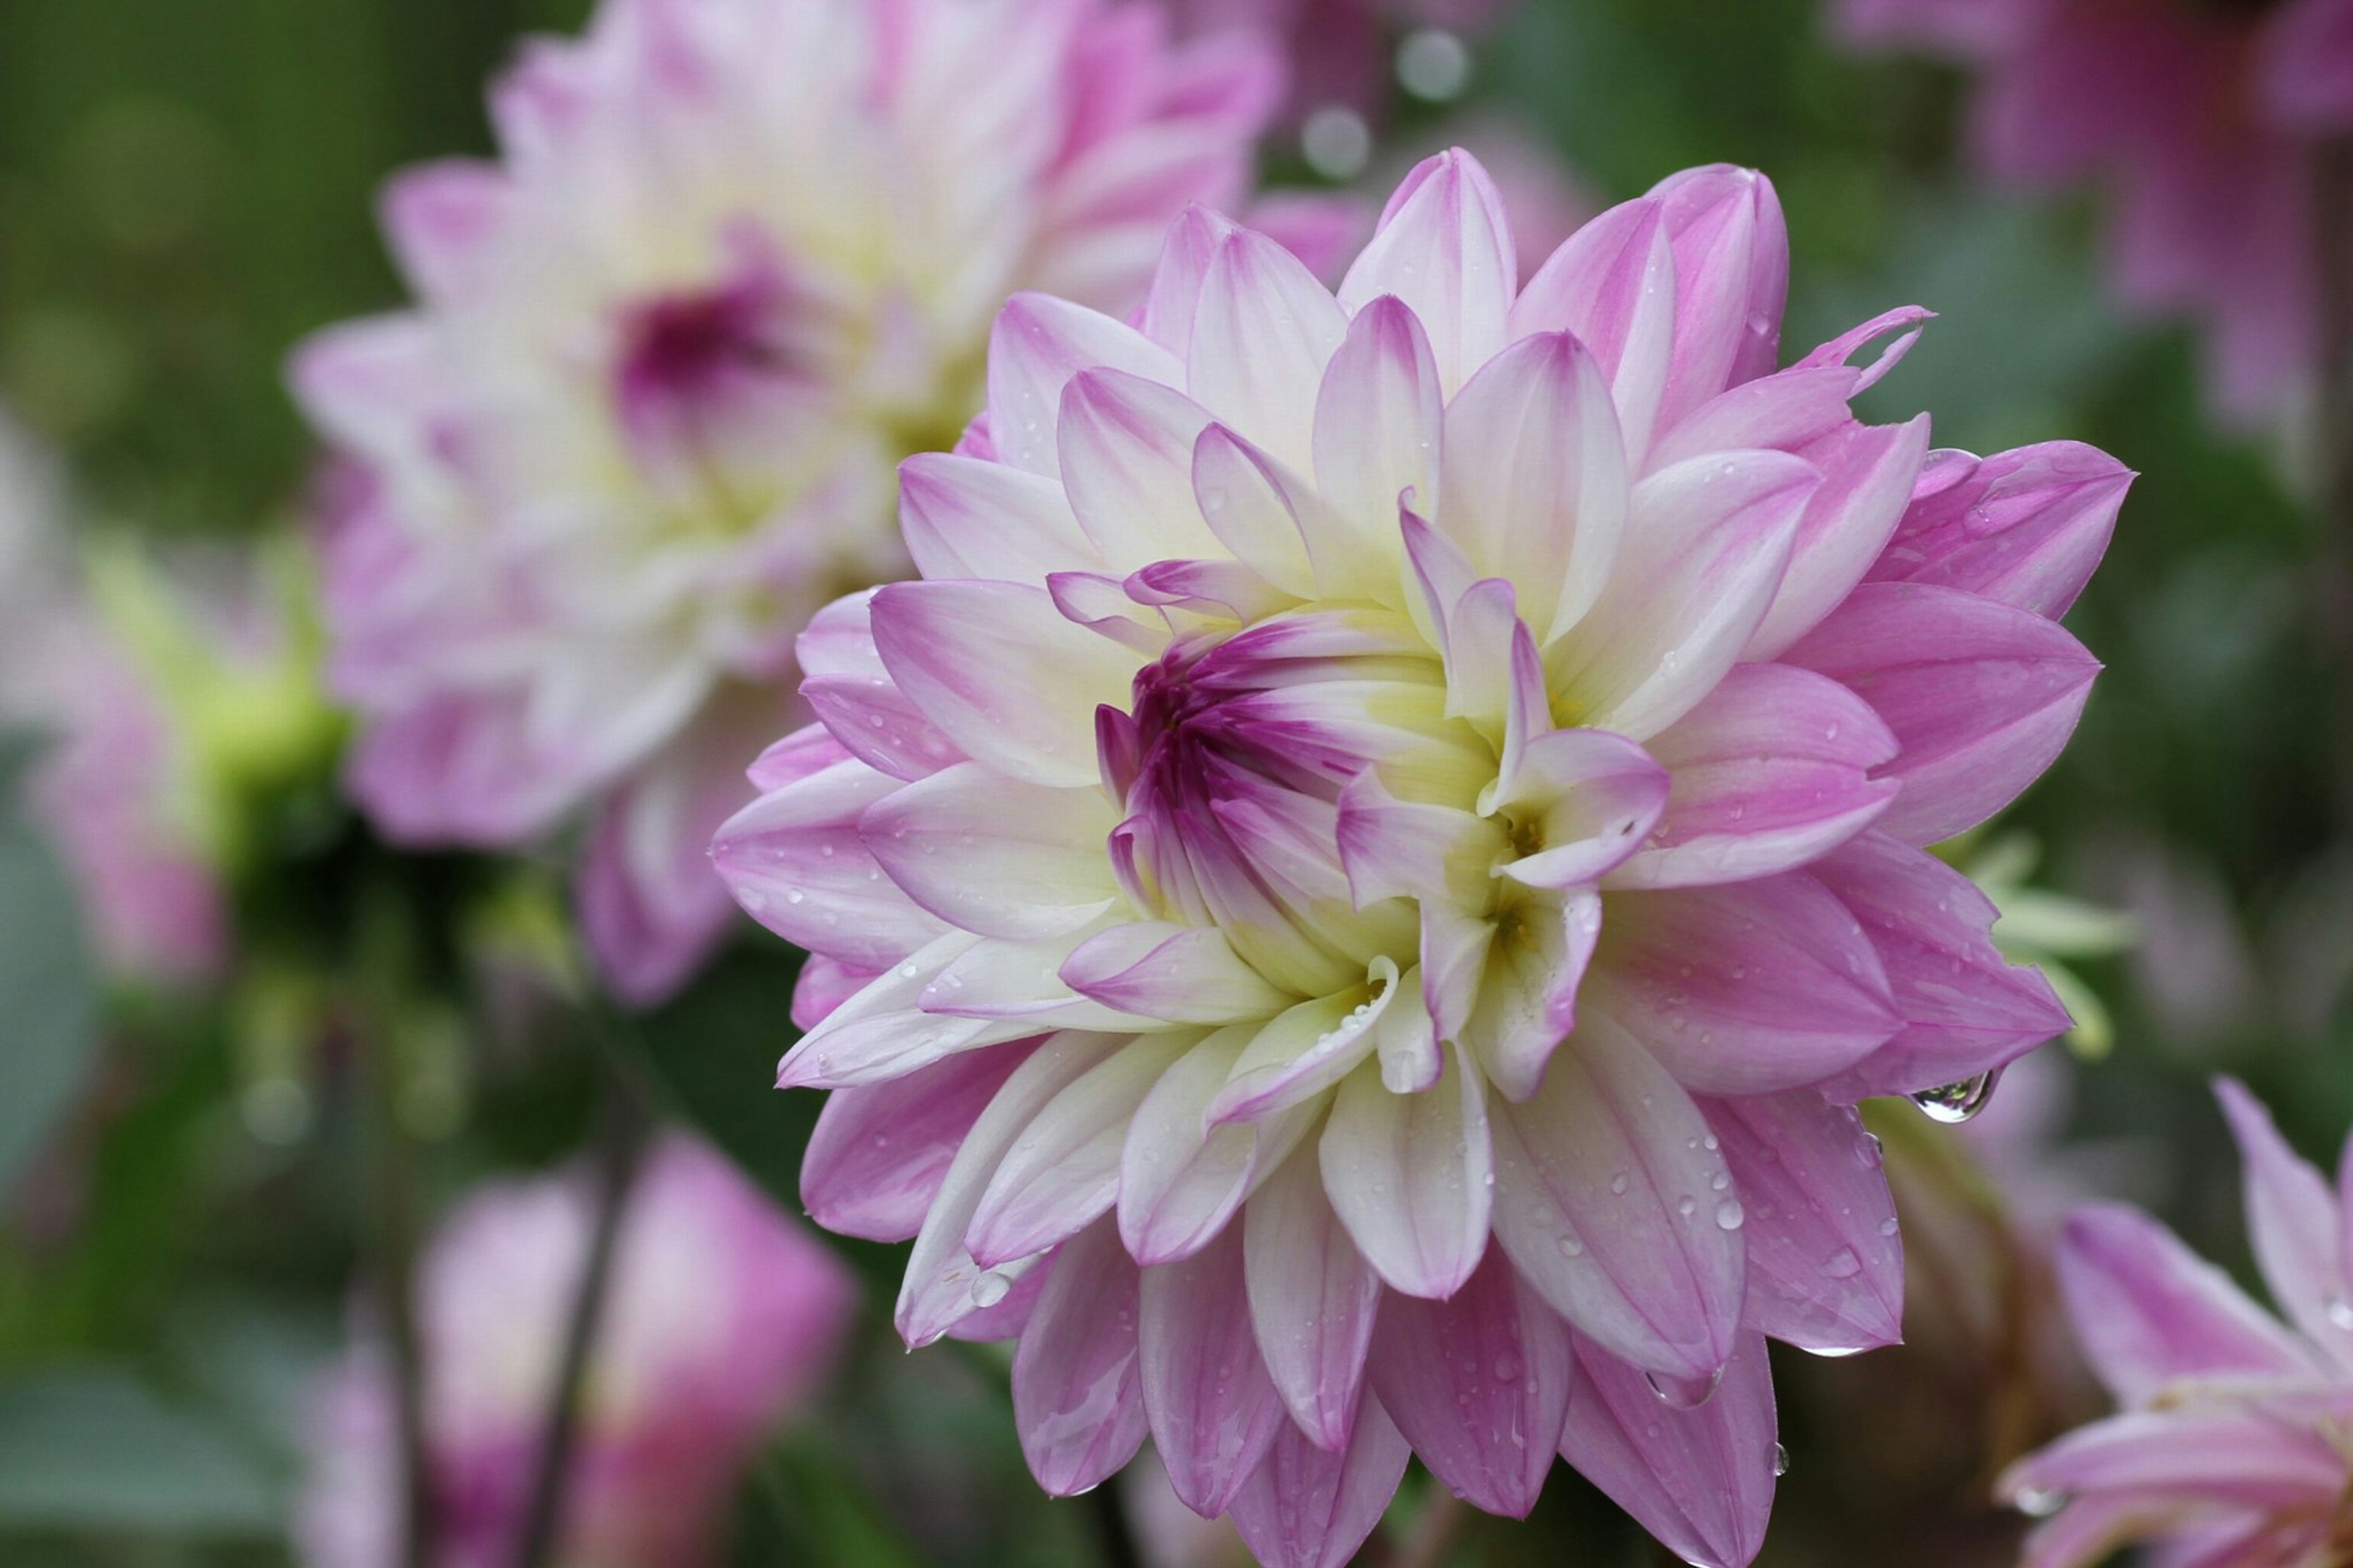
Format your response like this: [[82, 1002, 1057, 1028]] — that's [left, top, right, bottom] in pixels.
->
[[1121, 1026, 1315, 1266], [1700, 1091, 1903, 1354], [2214, 1078, 2353, 1364], [1783, 581, 2099, 846], [1585, 877, 1898, 1097], [1311, 297, 1442, 594], [1320, 1046, 1493, 1300], [1490, 1015, 1744, 1380], [2055, 1202, 2316, 1404], [1559, 1331, 1778, 1568], [860, 763, 1119, 941], [798, 594, 966, 783], [1999, 1411, 2346, 1512], [1745, 413, 1931, 659], [1058, 368, 1226, 570], [985, 292, 1183, 474], [1865, 442, 2131, 619], [1613, 662, 1898, 891], [1338, 149, 1517, 396], [802, 1041, 1036, 1242], [1227, 1394, 1411, 1568], [1011, 1219, 1151, 1495], [898, 451, 1100, 585], [1510, 195, 1676, 461], [1649, 164, 1789, 425], [1368, 1249, 1575, 1518], [1140, 1225, 1290, 1517], [1188, 228, 1349, 471], [380, 159, 509, 300], [1245, 1146, 1384, 1452], [1192, 422, 1319, 598]]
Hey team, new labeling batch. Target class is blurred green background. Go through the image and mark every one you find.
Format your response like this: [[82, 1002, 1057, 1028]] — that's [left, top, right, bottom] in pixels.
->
[[1, 0, 2344, 1562]]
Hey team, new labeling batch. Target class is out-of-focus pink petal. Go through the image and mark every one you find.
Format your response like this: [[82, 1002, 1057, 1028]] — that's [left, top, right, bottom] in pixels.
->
[[1338, 150, 1517, 396], [2214, 1078, 2353, 1362], [1999, 1411, 2346, 1511], [2260, 0, 2353, 133], [379, 160, 510, 301], [1702, 1091, 1904, 1355], [2056, 1203, 2317, 1404], [1865, 442, 2131, 619], [1784, 581, 2100, 845], [1140, 1225, 1290, 1516], [1368, 1249, 1575, 1518], [1012, 1219, 1151, 1495], [1559, 1331, 1778, 1568], [1587, 877, 1898, 1097], [1490, 1017, 1745, 1381], [1614, 663, 1898, 890], [1226, 1394, 1411, 1568], [790, 955, 874, 1032], [1244, 1146, 1382, 1452]]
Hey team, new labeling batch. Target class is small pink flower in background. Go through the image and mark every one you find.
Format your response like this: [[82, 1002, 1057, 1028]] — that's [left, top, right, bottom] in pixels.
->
[[295, 1135, 856, 1568], [2001, 1081, 2353, 1567], [292, 0, 1313, 1009], [1836, 0, 2353, 426], [714, 147, 2127, 1564]]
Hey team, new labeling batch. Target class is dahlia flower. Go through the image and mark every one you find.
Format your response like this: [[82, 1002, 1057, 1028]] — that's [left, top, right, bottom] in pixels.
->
[[715, 150, 2126, 1565], [1838, 0, 2353, 425], [295, 1135, 856, 1568], [292, 0, 1320, 1006], [2001, 1081, 2353, 1567]]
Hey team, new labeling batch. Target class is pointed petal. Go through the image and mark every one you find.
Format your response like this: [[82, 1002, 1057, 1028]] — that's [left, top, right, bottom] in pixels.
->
[[2215, 1078, 2353, 1360], [1209, 966, 1400, 1126], [1189, 229, 1349, 471], [1587, 878, 1899, 1097], [1227, 1395, 1411, 1568], [1490, 1016, 1744, 1379], [898, 451, 1099, 585], [798, 594, 967, 782], [968, 1034, 1191, 1268], [870, 579, 1143, 788], [1311, 297, 1443, 595], [1547, 450, 1814, 741], [1062, 921, 1295, 1025], [1510, 196, 1677, 461], [1194, 422, 1319, 597], [1784, 581, 2100, 845], [1437, 331, 1629, 643], [1120, 1026, 1316, 1267], [987, 292, 1184, 474], [1613, 662, 1898, 891], [1647, 165, 1788, 427], [1058, 368, 1226, 570], [803, 1040, 1036, 1242], [711, 757, 950, 969], [1559, 1331, 1778, 1568], [2056, 1202, 2316, 1404], [1460, 889, 1601, 1102], [1491, 729, 1670, 891], [1338, 149, 1517, 396], [1745, 414, 1932, 659], [1867, 441, 2131, 619], [1702, 1091, 1903, 1354], [1010, 1219, 1151, 1494], [1999, 1411, 2345, 1512], [1369, 1251, 1575, 1517], [860, 762, 1119, 941], [1141, 1225, 1290, 1516], [1245, 1147, 1384, 1451], [1320, 1046, 1493, 1298]]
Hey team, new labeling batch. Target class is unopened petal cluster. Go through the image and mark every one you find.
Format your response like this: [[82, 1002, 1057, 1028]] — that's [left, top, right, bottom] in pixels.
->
[[293, 0, 1302, 1004], [716, 149, 2126, 1566], [2001, 1081, 2353, 1567]]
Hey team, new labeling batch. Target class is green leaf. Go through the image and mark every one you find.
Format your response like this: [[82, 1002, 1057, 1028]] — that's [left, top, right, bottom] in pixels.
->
[[0, 810, 101, 1193], [0, 1367, 283, 1537]]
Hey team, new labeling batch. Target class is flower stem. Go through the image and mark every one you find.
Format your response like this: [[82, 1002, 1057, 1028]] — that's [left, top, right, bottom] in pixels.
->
[[512, 1070, 653, 1568]]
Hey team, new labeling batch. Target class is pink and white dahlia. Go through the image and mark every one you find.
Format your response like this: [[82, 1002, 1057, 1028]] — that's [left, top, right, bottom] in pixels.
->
[[2000, 1081, 2353, 1567], [1837, 0, 2353, 425], [295, 1135, 856, 1568], [292, 0, 1311, 1006], [714, 150, 2128, 1566]]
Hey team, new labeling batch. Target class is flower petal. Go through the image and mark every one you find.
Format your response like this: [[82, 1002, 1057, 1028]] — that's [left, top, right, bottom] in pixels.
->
[[1193, 422, 1320, 598], [1368, 1249, 1575, 1517], [1510, 195, 1677, 461], [798, 593, 968, 783], [1460, 888, 1601, 1102], [1188, 228, 1349, 471], [1311, 296, 1443, 598], [1701, 1091, 1903, 1355], [1058, 368, 1227, 570], [1783, 581, 2100, 846], [1140, 1225, 1290, 1516], [870, 578, 1144, 788], [1010, 1218, 1151, 1494], [1121, 1025, 1316, 1266], [803, 1041, 1036, 1241], [1321, 1045, 1493, 1299], [1865, 442, 2131, 619], [1648, 164, 1788, 424], [1559, 1331, 1778, 1568], [1061, 921, 1296, 1025], [1490, 1015, 1744, 1379], [1612, 662, 1899, 891], [898, 451, 1101, 585], [2215, 1078, 2353, 1362], [1338, 149, 1516, 397], [1227, 1393, 1411, 1568], [859, 762, 1119, 941], [1244, 1146, 1384, 1451], [987, 292, 1184, 474], [1745, 414, 1931, 659], [1999, 1411, 2346, 1512], [1586, 877, 1899, 1097]]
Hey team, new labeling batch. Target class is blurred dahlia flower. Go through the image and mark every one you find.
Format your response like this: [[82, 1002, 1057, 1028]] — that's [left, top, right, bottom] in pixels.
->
[[297, 1135, 855, 1568], [292, 0, 1317, 1006], [714, 150, 2127, 1565], [2001, 1081, 2353, 1567], [1837, 0, 2353, 425]]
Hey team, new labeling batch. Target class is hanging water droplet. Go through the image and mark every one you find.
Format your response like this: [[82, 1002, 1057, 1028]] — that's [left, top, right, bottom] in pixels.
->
[[971, 1269, 1014, 1309], [1645, 1366, 1724, 1410], [1772, 1443, 1790, 1477], [1910, 1069, 2002, 1124], [2014, 1485, 2066, 1520]]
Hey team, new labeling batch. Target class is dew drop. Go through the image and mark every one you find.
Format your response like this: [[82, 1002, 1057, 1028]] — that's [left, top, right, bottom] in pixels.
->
[[1822, 1247, 1862, 1279], [1609, 1172, 1630, 1195], [2015, 1485, 2066, 1520], [1910, 1069, 2002, 1124], [2328, 1293, 2353, 1333], [971, 1270, 1014, 1308], [1772, 1444, 1790, 1477], [1556, 1234, 1585, 1259], [1645, 1367, 1724, 1409], [1877, 1217, 1900, 1238], [1677, 1195, 1697, 1217], [1714, 1200, 1745, 1231]]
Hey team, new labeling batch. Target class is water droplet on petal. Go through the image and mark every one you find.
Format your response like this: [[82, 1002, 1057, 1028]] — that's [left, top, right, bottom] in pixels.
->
[[1715, 1200, 1745, 1231], [971, 1270, 1014, 1308], [2015, 1485, 2066, 1520], [1822, 1247, 1862, 1279], [1772, 1443, 1790, 1477], [1645, 1366, 1724, 1410], [1910, 1069, 2002, 1124]]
